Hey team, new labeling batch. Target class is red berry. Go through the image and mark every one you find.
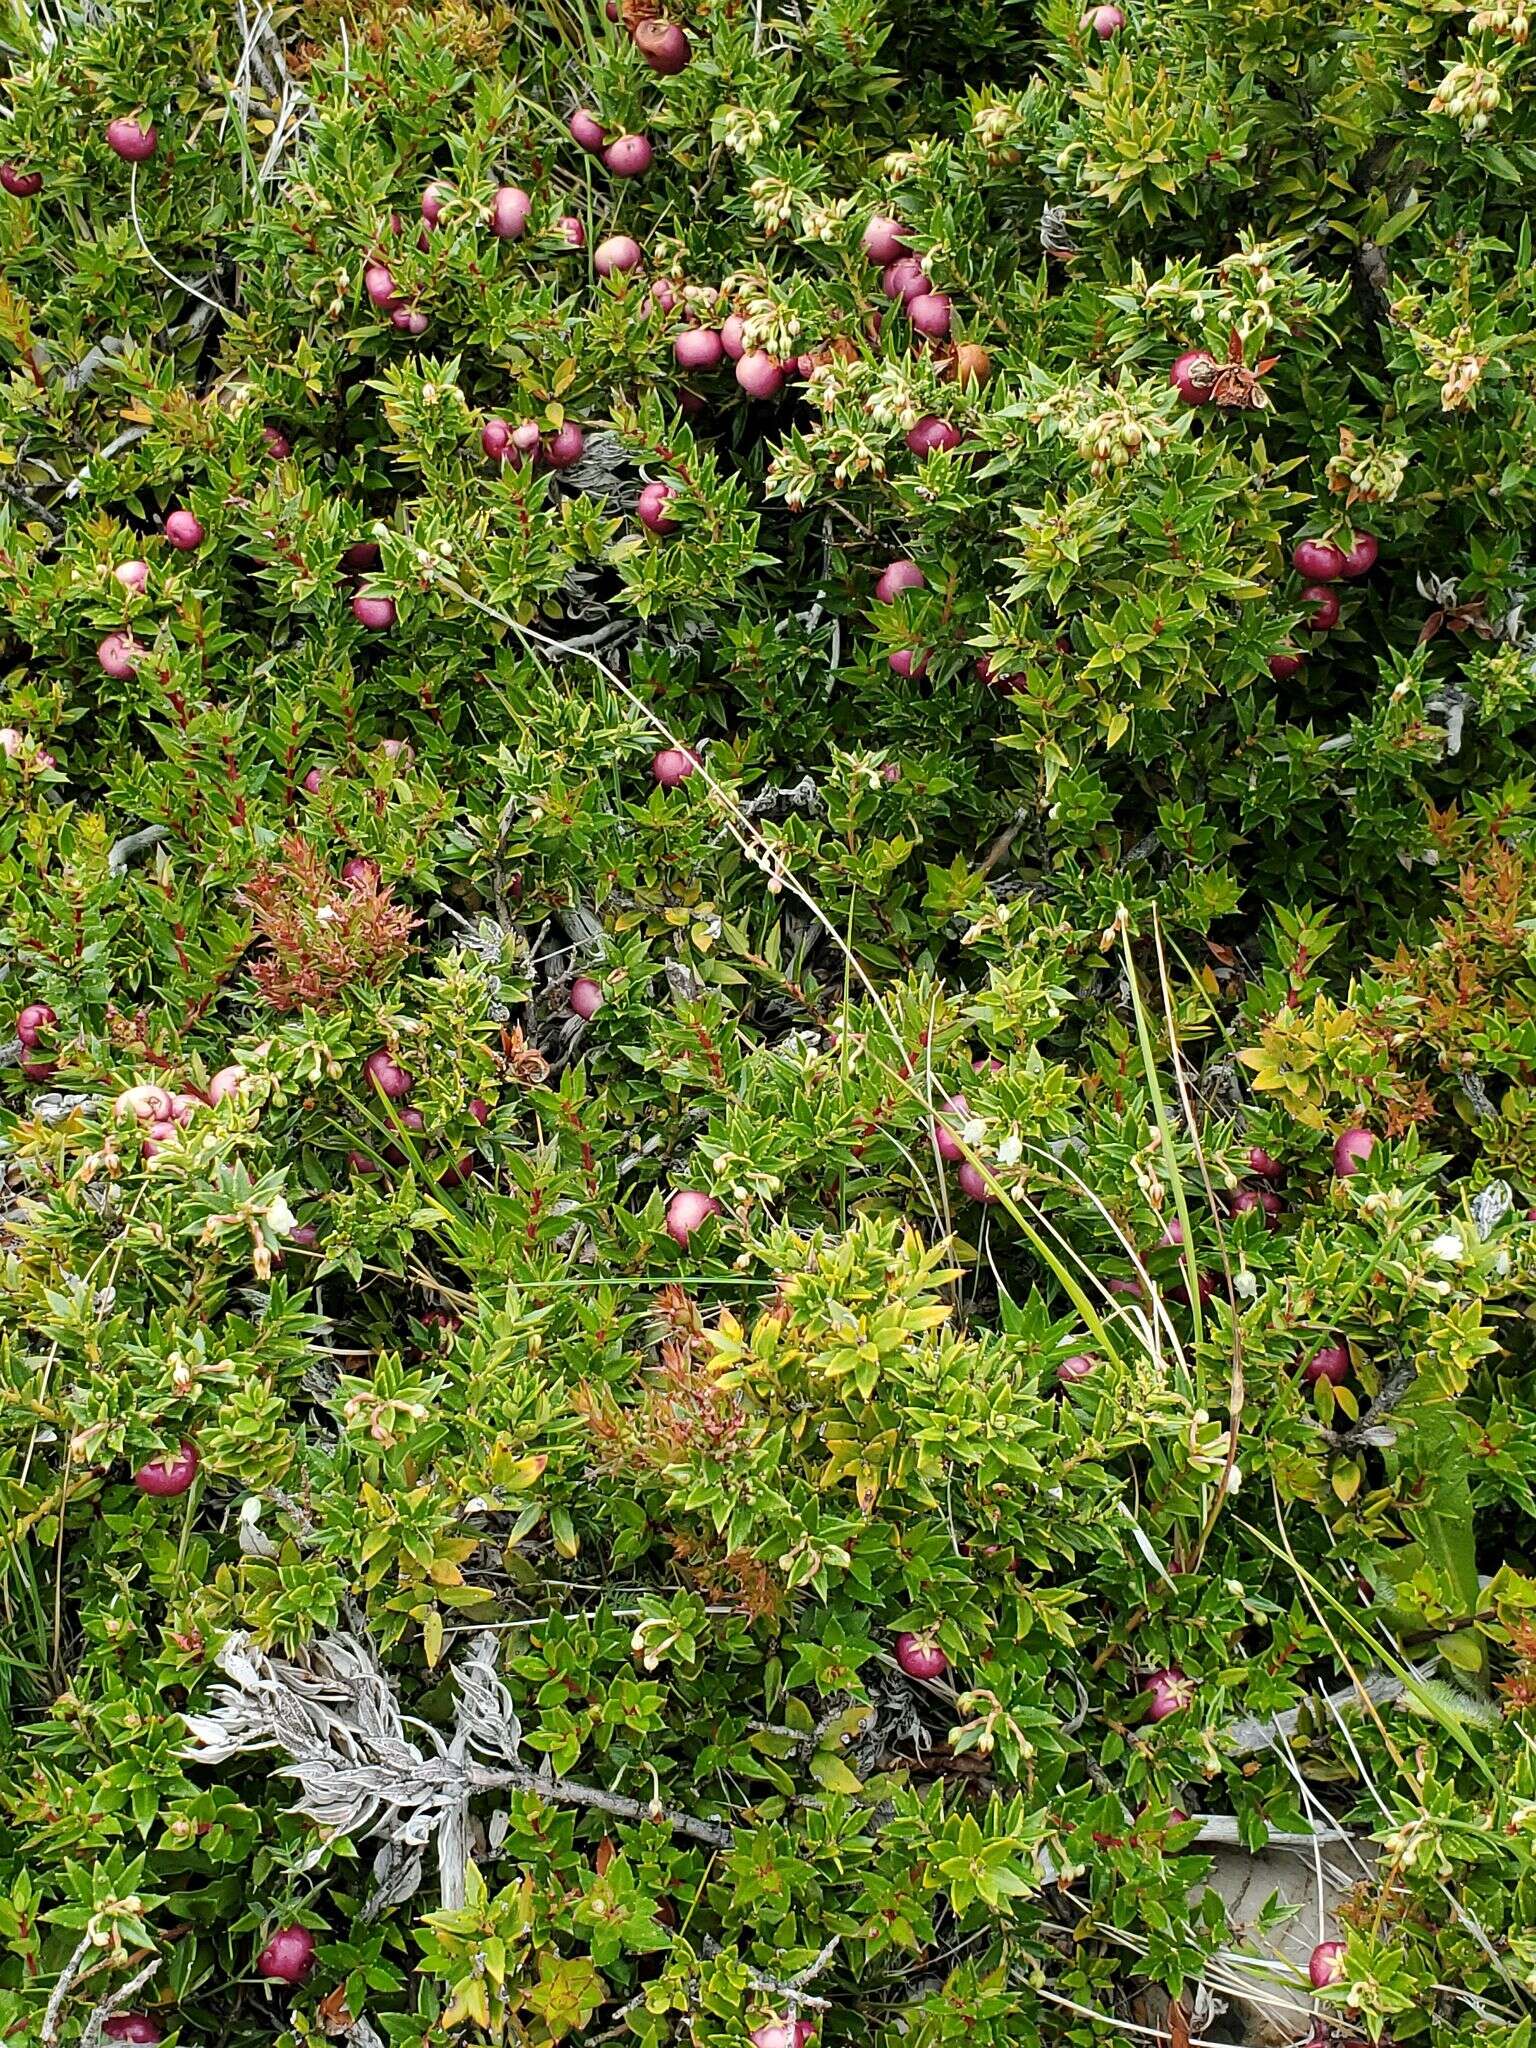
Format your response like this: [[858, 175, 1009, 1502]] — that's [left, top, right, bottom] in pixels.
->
[[751, 2025, 816, 2048], [16, 1002, 56, 1047], [569, 109, 606, 153], [888, 649, 928, 679], [104, 2017, 163, 2043], [1142, 1666, 1192, 1720], [1229, 1186, 1283, 1227], [1, 163, 43, 197], [862, 215, 909, 264], [482, 417, 513, 461], [1303, 1343, 1350, 1386], [490, 185, 532, 239], [164, 509, 204, 551], [604, 134, 653, 178], [1309, 1941, 1346, 1990], [637, 481, 679, 534], [665, 1189, 720, 1245], [364, 262, 401, 310], [1247, 1146, 1283, 1179], [1339, 532, 1379, 578], [555, 214, 585, 248], [468, 1097, 490, 1124], [364, 1048, 414, 1100], [906, 415, 961, 456], [1300, 584, 1340, 631], [975, 655, 1026, 694], [735, 350, 785, 399], [874, 559, 924, 603], [97, 633, 141, 679], [543, 423, 586, 469], [262, 425, 291, 460], [256, 1925, 317, 1985], [1292, 539, 1348, 582], [594, 233, 643, 276], [652, 745, 699, 786], [114, 559, 150, 593], [134, 1443, 199, 1497], [1168, 349, 1216, 404], [1333, 1126, 1374, 1176], [634, 18, 690, 71], [341, 856, 380, 888], [347, 1148, 381, 1176], [675, 326, 724, 371], [907, 291, 952, 339], [1268, 652, 1303, 681], [570, 977, 604, 1020], [391, 307, 429, 336], [106, 118, 157, 162], [352, 591, 396, 630], [894, 1632, 948, 1679], [957, 1159, 997, 1203], [882, 256, 930, 302]]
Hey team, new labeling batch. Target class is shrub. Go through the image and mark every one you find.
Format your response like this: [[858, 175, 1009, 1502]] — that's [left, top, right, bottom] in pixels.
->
[[2, 2, 1536, 2045]]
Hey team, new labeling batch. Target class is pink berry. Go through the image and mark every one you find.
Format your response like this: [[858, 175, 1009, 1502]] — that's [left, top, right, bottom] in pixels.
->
[[555, 214, 585, 248], [975, 655, 1026, 694], [1086, 3, 1125, 33], [262, 425, 291, 460], [1339, 532, 1379, 578], [16, 1002, 56, 1047], [1058, 1354, 1095, 1384], [490, 185, 532, 239], [21, 1058, 57, 1082], [931, 1093, 969, 1163], [0, 163, 43, 197], [604, 134, 652, 178], [256, 1925, 317, 1985], [1303, 1343, 1350, 1387], [1229, 1186, 1283, 1227], [735, 350, 785, 399], [882, 256, 930, 302], [568, 109, 606, 153], [391, 308, 429, 335], [1309, 1941, 1346, 1990], [1157, 1218, 1185, 1249], [1168, 349, 1216, 404], [364, 1048, 414, 1100], [675, 326, 725, 371], [875, 560, 924, 604], [133, 1443, 199, 1497], [665, 1188, 720, 1245], [649, 279, 678, 313], [114, 559, 150, 593], [957, 1160, 996, 1203], [352, 591, 397, 631], [652, 746, 699, 787], [301, 766, 324, 794], [1333, 1127, 1374, 1176], [894, 1632, 948, 1680], [906, 415, 961, 456], [341, 856, 379, 888], [97, 633, 141, 679], [364, 262, 401, 310], [207, 1064, 247, 1103], [637, 481, 679, 534], [1268, 652, 1303, 681], [1300, 584, 1340, 631], [570, 976, 604, 1019], [115, 1084, 173, 1123], [862, 215, 909, 265], [635, 18, 690, 71], [888, 648, 928, 679], [751, 2025, 816, 2048], [103, 2018, 163, 2043], [347, 1148, 381, 1176], [907, 291, 952, 339], [1247, 1146, 1283, 1179], [342, 541, 382, 574], [544, 423, 586, 469], [420, 182, 448, 227], [721, 314, 747, 360], [106, 118, 157, 162], [468, 1097, 490, 1124], [510, 420, 542, 462], [595, 233, 643, 277], [482, 417, 513, 460], [1292, 539, 1348, 583], [169, 1092, 202, 1127], [1142, 1666, 1193, 1721], [164, 509, 204, 551]]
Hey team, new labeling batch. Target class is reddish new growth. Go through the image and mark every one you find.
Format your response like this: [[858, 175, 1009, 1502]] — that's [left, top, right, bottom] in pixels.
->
[[240, 836, 417, 1012], [576, 1337, 753, 1478]]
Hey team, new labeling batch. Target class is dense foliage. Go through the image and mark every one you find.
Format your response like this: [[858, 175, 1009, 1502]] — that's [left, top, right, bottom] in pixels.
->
[[4, 0, 1536, 2043]]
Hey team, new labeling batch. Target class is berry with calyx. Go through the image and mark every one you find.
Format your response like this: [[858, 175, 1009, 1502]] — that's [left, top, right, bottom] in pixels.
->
[[1300, 584, 1340, 631], [635, 19, 690, 72], [0, 163, 43, 197], [604, 134, 652, 178], [106, 118, 157, 161], [569, 109, 606, 153], [1292, 539, 1348, 582], [894, 1632, 948, 1679], [134, 1443, 199, 1497], [1339, 532, 1379, 577], [1168, 349, 1216, 404]]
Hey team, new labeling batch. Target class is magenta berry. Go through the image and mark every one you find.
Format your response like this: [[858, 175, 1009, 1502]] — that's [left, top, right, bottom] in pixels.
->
[[1268, 652, 1303, 681], [1300, 584, 1340, 631], [16, 1002, 56, 1047], [1333, 1126, 1374, 1176], [1, 163, 43, 197], [604, 133, 653, 178], [341, 856, 380, 888], [133, 1443, 199, 1497], [1339, 532, 1379, 577], [1168, 349, 1216, 404], [555, 214, 585, 248], [103, 2018, 164, 2044], [352, 591, 397, 630], [674, 326, 724, 372], [1085, 3, 1125, 33], [365, 1048, 414, 1100], [301, 766, 324, 794], [665, 1188, 720, 1245], [1308, 1941, 1346, 1990], [97, 633, 141, 679], [931, 1093, 969, 1163], [975, 654, 1026, 694], [1292, 538, 1348, 582], [862, 215, 909, 265], [907, 291, 952, 339], [364, 262, 401, 310], [164, 509, 205, 551], [957, 1159, 996, 1203], [256, 1925, 317, 1985], [391, 307, 429, 335], [649, 279, 678, 313], [735, 350, 785, 399], [637, 480, 679, 534], [570, 976, 604, 1020], [751, 2025, 816, 2048], [106, 117, 157, 162], [594, 233, 642, 276], [882, 255, 930, 302], [888, 648, 928, 679], [262, 425, 291, 460], [568, 108, 606, 153], [634, 18, 690, 72], [420, 182, 448, 226], [906, 415, 961, 456], [490, 185, 532, 239], [652, 745, 699, 786], [482, 417, 513, 461], [1058, 1353, 1095, 1384], [1229, 1186, 1283, 1227], [1247, 1146, 1283, 1179], [1303, 1343, 1350, 1387], [894, 1632, 948, 1680], [114, 558, 150, 593], [1142, 1666, 1193, 1721], [874, 559, 924, 604], [543, 423, 586, 469]]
